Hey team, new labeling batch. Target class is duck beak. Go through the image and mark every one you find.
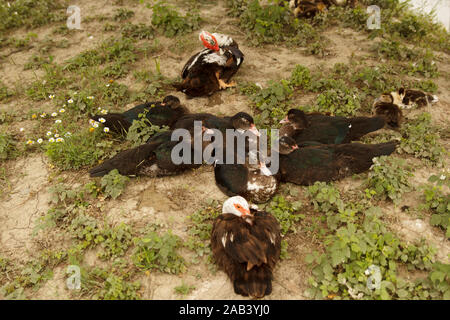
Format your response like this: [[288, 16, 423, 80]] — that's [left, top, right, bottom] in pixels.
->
[[279, 116, 289, 124], [249, 124, 260, 137], [292, 144, 299, 150]]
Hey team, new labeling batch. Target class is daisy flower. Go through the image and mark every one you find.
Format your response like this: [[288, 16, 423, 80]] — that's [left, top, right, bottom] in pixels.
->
[[106, 84, 111, 87], [19, 128, 24, 132], [440, 175, 446, 180], [59, 108, 65, 113], [103, 127, 110, 133], [49, 138, 55, 143], [54, 133, 60, 138], [55, 119, 62, 124], [68, 99, 74, 104], [93, 122, 99, 128], [64, 132, 71, 137], [40, 113, 47, 118], [100, 109, 108, 115], [51, 112, 58, 117], [56, 138, 64, 142], [26, 140, 34, 145], [87, 96, 94, 100], [46, 131, 52, 136], [49, 94, 55, 99], [98, 117, 106, 123], [37, 138, 43, 144]]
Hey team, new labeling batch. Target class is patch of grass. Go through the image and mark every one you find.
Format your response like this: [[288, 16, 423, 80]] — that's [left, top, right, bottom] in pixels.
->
[[399, 112, 445, 165], [120, 22, 155, 39], [174, 282, 196, 296], [150, 1, 201, 37], [0, 0, 67, 35], [80, 266, 141, 300], [265, 195, 303, 235], [45, 127, 113, 170], [133, 230, 186, 274], [126, 110, 170, 147], [0, 132, 18, 160], [185, 200, 221, 261], [421, 174, 450, 238], [366, 156, 413, 204], [100, 169, 130, 199], [113, 8, 135, 21]]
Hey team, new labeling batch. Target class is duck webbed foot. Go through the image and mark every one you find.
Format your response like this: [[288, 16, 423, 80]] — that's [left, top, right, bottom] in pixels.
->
[[216, 71, 236, 90]]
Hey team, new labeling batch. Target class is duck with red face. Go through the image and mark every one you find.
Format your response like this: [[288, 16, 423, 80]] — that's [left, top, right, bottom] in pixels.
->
[[173, 31, 244, 97]]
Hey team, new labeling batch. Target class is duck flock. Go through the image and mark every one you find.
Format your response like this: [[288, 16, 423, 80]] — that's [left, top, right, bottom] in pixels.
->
[[88, 28, 439, 299]]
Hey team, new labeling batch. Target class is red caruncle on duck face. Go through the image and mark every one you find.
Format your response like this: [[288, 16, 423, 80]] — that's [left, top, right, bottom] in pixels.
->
[[199, 31, 219, 51]]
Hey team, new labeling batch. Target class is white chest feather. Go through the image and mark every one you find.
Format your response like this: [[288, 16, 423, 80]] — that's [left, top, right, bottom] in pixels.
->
[[203, 52, 227, 66]]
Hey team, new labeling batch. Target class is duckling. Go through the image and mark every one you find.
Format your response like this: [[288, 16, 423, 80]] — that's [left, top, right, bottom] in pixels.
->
[[279, 109, 386, 144], [372, 94, 404, 128], [393, 88, 439, 109], [276, 136, 398, 185], [289, 0, 328, 18], [173, 31, 244, 97], [90, 95, 188, 135], [88, 124, 212, 178], [211, 196, 281, 299], [214, 151, 278, 204]]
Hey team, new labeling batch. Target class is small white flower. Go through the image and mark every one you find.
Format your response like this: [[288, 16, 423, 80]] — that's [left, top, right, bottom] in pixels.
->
[[68, 99, 74, 104], [103, 127, 110, 133], [40, 113, 47, 118], [87, 96, 94, 100], [26, 140, 34, 145], [46, 131, 52, 136], [89, 36, 94, 39], [51, 112, 58, 117], [37, 138, 43, 144], [55, 119, 62, 124], [49, 138, 55, 143], [42, 80, 47, 85], [19, 128, 24, 132], [56, 138, 64, 143], [65, 132, 71, 137], [106, 84, 110, 87], [101, 109, 108, 115], [98, 117, 106, 123], [59, 108, 65, 113], [54, 134, 60, 138], [440, 175, 446, 180], [49, 94, 55, 99], [93, 122, 99, 128], [98, 107, 102, 110]]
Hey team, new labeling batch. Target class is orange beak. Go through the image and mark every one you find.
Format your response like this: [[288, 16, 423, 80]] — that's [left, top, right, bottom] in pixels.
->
[[234, 203, 251, 216]]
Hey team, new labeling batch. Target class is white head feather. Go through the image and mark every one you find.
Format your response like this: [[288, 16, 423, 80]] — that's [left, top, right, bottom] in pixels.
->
[[222, 196, 250, 216]]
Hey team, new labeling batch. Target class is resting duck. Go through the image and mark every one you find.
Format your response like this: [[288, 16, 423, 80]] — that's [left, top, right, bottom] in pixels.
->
[[276, 136, 398, 185], [279, 109, 386, 144], [214, 151, 278, 204], [387, 88, 439, 109], [372, 100, 403, 129], [211, 196, 281, 299], [89, 124, 212, 177], [90, 95, 188, 135], [288, 0, 355, 18], [173, 31, 244, 97]]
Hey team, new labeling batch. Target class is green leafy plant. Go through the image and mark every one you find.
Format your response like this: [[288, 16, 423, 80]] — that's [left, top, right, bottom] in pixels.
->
[[133, 230, 186, 274], [0, 133, 17, 160], [265, 195, 303, 235], [399, 113, 445, 165], [366, 156, 413, 204], [100, 169, 130, 199], [421, 174, 450, 238], [126, 111, 169, 147], [150, 1, 201, 37]]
